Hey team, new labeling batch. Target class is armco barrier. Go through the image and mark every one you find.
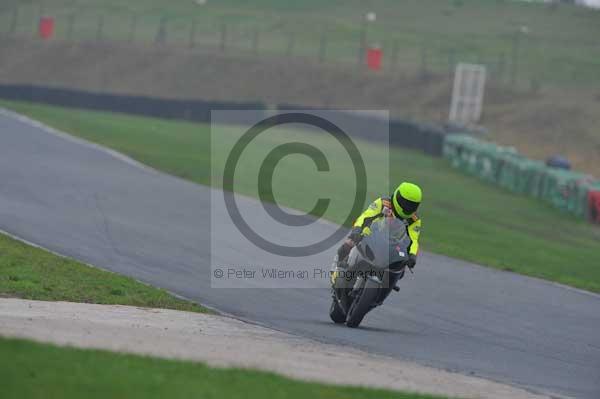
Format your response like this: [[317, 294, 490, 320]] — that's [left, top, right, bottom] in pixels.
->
[[389, 119, 421, 151], [418, 123, 446, 156], [275, 105, 390, 145], [0, 84, 267, 125], [278, 105, 446, 156], [0, 86, 447, 156]]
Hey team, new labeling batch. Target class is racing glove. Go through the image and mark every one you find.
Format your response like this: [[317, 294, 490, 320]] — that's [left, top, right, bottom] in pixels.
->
[[407, 254, 417, 269], [348, 227, 363, 243]]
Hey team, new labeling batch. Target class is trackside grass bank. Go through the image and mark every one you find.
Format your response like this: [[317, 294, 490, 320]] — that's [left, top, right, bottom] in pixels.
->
[[0, 232, 208, 312], [2, 100, 599, 293], [0, 337, 450, 399]]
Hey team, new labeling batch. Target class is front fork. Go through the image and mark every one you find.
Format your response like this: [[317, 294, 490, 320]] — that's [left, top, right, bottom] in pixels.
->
[[354, 270, 404, 307], [331, 266, 359, 313]]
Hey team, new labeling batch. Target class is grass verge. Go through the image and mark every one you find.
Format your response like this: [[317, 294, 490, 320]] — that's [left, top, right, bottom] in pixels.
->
[[0, 337, 448, 399], [1, 99, 599, 293], [0, 232, 208, 312]]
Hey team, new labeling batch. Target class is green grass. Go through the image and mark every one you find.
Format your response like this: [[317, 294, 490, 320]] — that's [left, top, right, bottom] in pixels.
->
[[2, 99, 600, 293], [0, 231, 208, 312], [0, 337, 448, 399], [1, 0, 599, 87]]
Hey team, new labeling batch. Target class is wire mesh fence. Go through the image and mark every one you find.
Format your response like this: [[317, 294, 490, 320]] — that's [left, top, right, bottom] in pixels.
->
[[2, 3, 598, 91]]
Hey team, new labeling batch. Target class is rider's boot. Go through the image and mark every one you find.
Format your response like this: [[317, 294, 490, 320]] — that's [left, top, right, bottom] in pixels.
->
[[331, 240, 354, 292], [330, 254, 346, 289]]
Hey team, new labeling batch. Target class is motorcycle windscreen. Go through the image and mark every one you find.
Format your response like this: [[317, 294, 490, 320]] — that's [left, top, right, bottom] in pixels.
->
[[359, 218, 411, 269]]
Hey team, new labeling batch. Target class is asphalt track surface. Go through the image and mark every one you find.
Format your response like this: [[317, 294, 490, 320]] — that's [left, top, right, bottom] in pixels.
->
[[1, 110, 599, 398]]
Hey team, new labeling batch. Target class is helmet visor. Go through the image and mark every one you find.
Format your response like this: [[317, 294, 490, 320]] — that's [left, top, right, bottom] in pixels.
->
[[395, 192, 419, 215]]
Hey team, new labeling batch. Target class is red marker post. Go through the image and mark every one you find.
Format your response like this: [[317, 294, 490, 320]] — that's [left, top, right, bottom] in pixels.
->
[[39, 17, 55, 40], [367, 46, 382, 71], [588, 191, 600, 223]]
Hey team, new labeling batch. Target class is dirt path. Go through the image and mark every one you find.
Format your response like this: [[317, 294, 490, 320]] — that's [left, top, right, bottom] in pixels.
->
[[0, 298, 551, 399]]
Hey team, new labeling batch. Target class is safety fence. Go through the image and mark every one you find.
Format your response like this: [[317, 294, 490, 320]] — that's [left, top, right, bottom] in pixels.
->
[[0, 84, 446, 157], [444, 134, 600, 222], [3, 2, 600, 89], [0, 3, 534, 87]]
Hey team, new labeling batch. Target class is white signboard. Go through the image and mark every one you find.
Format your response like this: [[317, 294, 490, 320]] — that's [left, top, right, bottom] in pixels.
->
[[449, 63, 487, 126]]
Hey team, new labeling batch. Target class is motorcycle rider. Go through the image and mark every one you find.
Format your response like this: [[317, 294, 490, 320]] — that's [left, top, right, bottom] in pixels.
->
[[331, 182, 422, 287]]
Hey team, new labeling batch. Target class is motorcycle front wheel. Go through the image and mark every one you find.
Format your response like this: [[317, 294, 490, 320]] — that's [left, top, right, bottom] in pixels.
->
[[345, 278, 380, 328], [329, 298, 346, 323]]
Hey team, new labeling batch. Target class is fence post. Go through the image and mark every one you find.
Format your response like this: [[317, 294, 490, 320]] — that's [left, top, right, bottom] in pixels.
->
[[286, 32, 295, 56], [66, 13, 75, 40], [219, 21, 227, 52], [128, 15, 138, 43], [357, 18, 367, 66], [252, 28, 259, 54], [189, 18, 197, 48], [391, 40, 399, 71], [318, 31, 328, 63], [9, 6, 19, 35], [496, 52, 505, 83], [96, 15, 104, 41], [476, 50, 483, 66], [155, 15, 167, 45], [36, 2, 46, 37], [38, 2, 45, 22], [420, 44, 429, 76], [447, 48, 456, 76], [510, 31, 521, 86]]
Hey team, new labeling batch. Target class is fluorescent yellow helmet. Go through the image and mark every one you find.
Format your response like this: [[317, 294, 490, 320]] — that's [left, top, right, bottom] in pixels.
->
[[392, 182, 422, 218]]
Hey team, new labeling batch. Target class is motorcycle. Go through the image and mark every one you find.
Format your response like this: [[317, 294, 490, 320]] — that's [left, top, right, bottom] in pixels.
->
[[330, 217, 411, 328]]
